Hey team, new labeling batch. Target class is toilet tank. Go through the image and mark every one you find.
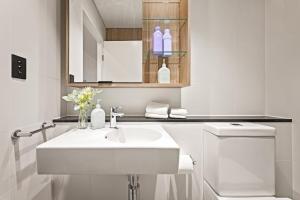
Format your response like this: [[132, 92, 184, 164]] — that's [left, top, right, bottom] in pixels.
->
[[203, 123, 276, 197]]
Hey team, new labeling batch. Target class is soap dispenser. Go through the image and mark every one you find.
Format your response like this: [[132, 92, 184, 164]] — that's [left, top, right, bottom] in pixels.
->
[[91, 99, 105, 129], [158, 59, 170, 84]]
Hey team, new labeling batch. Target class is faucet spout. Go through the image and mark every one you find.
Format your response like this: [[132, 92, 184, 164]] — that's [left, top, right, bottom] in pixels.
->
[[110, 106, 124, 128]]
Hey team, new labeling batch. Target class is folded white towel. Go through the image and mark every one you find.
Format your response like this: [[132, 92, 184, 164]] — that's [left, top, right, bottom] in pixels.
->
[[145, 113, 168, 119], [170, 108, 188, 116], [146, 102, 169, 115], [169, 114, 187, 119]]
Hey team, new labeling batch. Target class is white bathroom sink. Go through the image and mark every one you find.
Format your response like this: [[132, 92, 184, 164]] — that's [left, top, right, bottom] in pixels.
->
[[105, 127, 162, 144], [36, 125, 180, 175]]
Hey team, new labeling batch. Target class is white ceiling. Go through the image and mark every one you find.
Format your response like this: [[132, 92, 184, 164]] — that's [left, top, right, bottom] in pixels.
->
[[93, 0, 142, 28]]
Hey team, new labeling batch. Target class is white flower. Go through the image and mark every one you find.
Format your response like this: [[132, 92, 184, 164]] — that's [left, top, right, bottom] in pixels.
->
[[62, 87, 102, 112]]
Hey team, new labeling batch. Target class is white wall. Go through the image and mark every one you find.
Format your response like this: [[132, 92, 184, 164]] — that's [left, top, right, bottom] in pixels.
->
[[83, 25, 98, 82], [265, 1, 300, 199], [0, 0, 62, 199], [65, 88, 181, 116], [181, 0, 266, 115], [103, 41, 143, 82]]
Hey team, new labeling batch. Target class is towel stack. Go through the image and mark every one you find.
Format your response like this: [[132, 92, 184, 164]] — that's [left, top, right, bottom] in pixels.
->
[[145, 102, 169, 119], [169, 108, 188, 119]]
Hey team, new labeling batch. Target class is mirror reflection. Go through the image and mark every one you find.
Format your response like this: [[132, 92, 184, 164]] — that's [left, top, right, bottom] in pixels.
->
[[69, 0, 143, 83]]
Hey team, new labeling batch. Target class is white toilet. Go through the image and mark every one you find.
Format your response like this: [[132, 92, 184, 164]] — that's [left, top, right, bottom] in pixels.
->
[[203, 122, 292, 200]]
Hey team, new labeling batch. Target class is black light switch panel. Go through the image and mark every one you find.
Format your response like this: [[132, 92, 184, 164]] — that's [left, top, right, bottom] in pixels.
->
[[11, 54, 26, 80]]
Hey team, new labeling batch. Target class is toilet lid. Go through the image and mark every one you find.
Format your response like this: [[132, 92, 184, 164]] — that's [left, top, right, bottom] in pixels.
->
[[203, 122, 275, 137]]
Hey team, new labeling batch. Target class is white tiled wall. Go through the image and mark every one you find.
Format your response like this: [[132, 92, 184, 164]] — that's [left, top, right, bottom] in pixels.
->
[[65, 88, 181, 116], [265, 0, 300, 199], [181, 0, 266, 115], [0, 0, 62, 199]]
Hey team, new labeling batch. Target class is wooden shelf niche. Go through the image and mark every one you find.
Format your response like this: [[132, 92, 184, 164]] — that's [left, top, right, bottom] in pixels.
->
[[143, 0, 190, 87]]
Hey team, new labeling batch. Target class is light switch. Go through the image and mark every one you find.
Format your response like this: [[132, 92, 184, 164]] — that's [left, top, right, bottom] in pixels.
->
[[11, 54, 26, 80]]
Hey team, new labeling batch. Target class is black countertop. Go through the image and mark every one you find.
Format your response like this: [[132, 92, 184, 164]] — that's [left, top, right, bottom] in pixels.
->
[[53, 116, 292, 123]]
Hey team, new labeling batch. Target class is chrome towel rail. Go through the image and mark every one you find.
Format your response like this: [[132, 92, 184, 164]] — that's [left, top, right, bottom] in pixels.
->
[[11, 122, 56, 142]]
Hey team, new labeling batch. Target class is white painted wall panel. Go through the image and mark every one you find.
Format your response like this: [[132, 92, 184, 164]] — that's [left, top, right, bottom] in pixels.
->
[[265, 1, 300, 199], [181, 0, 265, 115], [0, 0, 62, 199]]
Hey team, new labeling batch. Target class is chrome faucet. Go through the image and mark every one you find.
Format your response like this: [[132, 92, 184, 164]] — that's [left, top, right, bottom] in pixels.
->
[[110, 106, 124, 128]]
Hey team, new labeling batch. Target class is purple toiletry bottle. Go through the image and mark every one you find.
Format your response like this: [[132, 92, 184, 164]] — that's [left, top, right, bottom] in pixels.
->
[[153, 26, 163, 55], [163, 29, 172, 56]]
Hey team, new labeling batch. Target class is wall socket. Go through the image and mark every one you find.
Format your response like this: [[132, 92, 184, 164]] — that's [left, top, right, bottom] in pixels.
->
[[11, 54, 26, 80]]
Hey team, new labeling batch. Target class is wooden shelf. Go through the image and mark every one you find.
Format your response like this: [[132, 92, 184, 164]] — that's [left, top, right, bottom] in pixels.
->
[[67, 82, 190, 88]]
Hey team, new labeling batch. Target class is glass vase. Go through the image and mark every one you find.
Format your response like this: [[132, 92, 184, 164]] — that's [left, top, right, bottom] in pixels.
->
[[78, 108, 88, 129]]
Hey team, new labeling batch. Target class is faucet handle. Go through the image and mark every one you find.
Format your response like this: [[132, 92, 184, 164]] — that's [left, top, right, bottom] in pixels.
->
[[111, 106, 122, 113]]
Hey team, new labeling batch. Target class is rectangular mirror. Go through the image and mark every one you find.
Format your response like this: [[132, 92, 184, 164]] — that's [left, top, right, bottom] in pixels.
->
[[68, 0, 143, 83], [65, 0, 190, 88]]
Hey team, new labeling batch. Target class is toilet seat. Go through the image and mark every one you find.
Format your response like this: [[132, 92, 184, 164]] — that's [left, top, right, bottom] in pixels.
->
[[204, 181, 292, 200]]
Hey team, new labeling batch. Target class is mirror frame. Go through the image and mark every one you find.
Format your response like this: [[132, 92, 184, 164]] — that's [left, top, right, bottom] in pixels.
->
[[64, 0, 190, 88]]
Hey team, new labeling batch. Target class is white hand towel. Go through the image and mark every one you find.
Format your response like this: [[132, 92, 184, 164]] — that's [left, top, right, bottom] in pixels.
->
[[145, 113, 168, 119], [146, 102, 169, 115], [170, 108, 188, 116], [169, 114, 187, 119]]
